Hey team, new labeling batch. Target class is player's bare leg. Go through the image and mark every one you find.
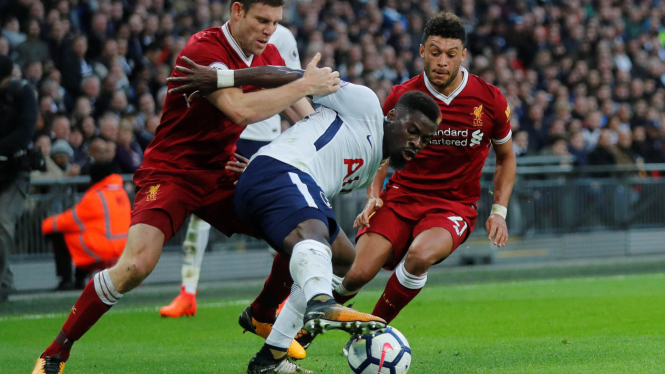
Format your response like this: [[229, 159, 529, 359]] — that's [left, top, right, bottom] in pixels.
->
[[32, 224, 165, 374], [335, 232, 394, 305], [160, 215, 210, 318], [248, 220, 382, 374], [372, 227, 454, 323]]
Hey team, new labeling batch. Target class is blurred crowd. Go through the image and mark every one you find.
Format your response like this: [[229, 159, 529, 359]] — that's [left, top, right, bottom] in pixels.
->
[[2, 0, 665, 181]]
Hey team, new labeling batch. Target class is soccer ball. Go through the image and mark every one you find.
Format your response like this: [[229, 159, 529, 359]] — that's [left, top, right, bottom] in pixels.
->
[[347, 326, 411, 374]]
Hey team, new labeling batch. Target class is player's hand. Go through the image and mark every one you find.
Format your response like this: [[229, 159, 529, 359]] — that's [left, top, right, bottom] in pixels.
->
[[226, 152, 249, 174], [354, 195, 383, 229], [167, 56, 218, 100], [486, 214, 508, 247], [302, 52, 341, 96]]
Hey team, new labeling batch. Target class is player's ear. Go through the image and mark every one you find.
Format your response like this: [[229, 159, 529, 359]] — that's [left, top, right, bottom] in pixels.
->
[[231, 2, 245, 19], [419, 44, 425, 59], [461, 48, 467, 61], [386, 109, 396, 122]]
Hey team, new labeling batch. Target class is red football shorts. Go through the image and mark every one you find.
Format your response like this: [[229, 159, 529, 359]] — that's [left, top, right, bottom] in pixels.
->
[[131, 167, 252, 243], [357, 184, 478, 270]]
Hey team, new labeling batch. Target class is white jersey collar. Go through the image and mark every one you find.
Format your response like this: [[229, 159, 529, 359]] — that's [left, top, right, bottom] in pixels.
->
[[423, 66, 468, 105], [222, 22, 254, 67]]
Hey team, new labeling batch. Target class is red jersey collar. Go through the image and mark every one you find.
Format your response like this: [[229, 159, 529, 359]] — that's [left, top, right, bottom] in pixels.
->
[[422, 66, 469, 105]]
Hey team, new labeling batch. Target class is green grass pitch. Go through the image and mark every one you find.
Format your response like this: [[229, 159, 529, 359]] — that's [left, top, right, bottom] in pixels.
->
[[1, 273, 664, 373]]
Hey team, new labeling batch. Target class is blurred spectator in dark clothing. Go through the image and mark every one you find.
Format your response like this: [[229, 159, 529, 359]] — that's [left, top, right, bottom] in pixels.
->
[[99, 112, 119, 142], [589, 130, 617, 167], [61, 35, 93, 96], [51, 116, 70, 142], [79, 115, 98, 142], [80, 136, 110, 175], [87, 13, 110, 61], [631, 126, 655, 162], [69, 126, 87, 165], [72, 96, 93, 123], [14, 19, 49, 67], [114, 119, 143, 173], [612, 129, 637, 166], [135, 92, 155, 129], [521, 104, 547, 152], [568, 132, 589, 166], [513, 130, 530, 157]]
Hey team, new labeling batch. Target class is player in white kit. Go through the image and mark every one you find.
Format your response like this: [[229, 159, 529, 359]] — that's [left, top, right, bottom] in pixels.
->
[[159, 24, 303, 319], [168, 59, 441, 373], [235, 83, 440, 373]]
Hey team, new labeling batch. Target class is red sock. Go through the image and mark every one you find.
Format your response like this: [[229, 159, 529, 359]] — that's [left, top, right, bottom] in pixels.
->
[[43, 276, 116, 361], [371, 272, 422, 324], [250, 253, 293, 323], [333, 289, 358, 305]]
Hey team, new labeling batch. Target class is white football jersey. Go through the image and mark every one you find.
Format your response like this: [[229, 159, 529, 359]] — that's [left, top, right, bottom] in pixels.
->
[[240, 24, 301, 142], [252, 82, 385, 199]]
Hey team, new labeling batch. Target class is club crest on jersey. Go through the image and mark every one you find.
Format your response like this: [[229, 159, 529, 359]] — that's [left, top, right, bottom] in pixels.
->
[[320, 191, 332, 208], [471, 105, 484, 127], [209, 62, 229, 71], [146, 184, 161, 201], [505, 104, 511, 121]]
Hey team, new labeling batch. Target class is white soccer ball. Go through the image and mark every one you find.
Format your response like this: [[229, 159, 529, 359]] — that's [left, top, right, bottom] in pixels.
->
[[347, 326, 411, 374]]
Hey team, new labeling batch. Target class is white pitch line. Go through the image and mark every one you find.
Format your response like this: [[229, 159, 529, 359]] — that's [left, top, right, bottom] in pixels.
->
[[0, 299, 251, 323]]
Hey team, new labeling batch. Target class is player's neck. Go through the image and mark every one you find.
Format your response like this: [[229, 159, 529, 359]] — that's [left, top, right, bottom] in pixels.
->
[[228, 21, 254, 59], [429, 68, 464, 97]]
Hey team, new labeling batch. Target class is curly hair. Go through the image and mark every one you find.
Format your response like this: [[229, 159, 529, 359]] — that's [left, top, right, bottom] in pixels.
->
[[395, 91, 441, 125], [422, 12, 467, 47]]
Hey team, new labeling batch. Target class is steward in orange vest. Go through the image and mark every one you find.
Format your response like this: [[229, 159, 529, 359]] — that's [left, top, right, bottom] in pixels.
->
[[42, 174, 131, 267]]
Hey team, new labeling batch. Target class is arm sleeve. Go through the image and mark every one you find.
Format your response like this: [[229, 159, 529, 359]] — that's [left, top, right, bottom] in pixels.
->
[[0, 82, 38, 155], [313, 82, 381, 119], [381, 87, 401, 116], [491, 89, 512, 145]]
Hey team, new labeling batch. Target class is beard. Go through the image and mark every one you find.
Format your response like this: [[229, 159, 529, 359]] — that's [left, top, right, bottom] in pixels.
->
[[425, 62, 460, 91], [388, 150, 409, 170]]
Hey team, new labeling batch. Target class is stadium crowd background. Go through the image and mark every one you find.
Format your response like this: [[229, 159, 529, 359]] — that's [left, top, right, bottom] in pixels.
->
[[3, 0, 665, 182]]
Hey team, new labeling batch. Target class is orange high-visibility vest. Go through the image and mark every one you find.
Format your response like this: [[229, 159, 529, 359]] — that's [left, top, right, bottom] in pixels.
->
[[42, 174, 131, 266]]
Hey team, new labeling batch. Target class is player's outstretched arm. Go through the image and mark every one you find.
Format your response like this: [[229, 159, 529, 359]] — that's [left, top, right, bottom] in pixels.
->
[[168, 53, 337, 97], [168, 53, 339, 126], [486, 139, 516, 247]]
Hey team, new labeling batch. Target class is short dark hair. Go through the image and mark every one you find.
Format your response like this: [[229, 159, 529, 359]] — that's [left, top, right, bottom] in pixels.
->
[[422, 12, 466, 47], [231, 0, 284, 11], [395, 91, 441, 125]]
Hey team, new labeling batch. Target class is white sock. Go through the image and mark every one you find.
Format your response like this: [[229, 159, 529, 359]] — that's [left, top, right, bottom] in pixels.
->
[[334, 279, 360, 297], [289, 239, 333, 301], [181, 216, 210, 295], [395, 261, 428, 290], [94, 269, 123, 306], [266, 285, 306, 349], [331, 274, 343, 290]]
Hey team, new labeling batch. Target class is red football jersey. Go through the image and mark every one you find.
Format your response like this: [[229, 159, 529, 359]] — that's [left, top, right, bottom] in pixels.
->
[[384, 68, 512, 205], [141, 23, 286, 174]]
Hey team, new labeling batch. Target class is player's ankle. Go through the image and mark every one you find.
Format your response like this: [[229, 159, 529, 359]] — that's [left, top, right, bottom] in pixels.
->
[[306, 293, 333, 307], [258, 343, 288, 360]]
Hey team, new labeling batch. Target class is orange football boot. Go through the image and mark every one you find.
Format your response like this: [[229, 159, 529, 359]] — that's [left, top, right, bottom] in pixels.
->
[[31, 354, 65, 374], [239, 305, 307, 360], [159, 286, 196, 317]]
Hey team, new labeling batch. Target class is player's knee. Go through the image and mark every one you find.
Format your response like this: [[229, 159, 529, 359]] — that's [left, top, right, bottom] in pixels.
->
[[405, 245, 440, 274]]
